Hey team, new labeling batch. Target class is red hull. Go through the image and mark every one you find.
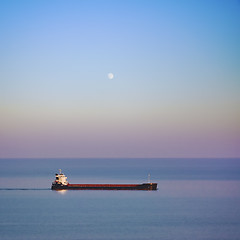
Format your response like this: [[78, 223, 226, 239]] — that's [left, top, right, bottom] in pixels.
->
[[52, 183, 157, 190]]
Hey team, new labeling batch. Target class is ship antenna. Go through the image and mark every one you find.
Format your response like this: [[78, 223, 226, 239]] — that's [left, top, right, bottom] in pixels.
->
[[148, 173, 151, 183], [59, 169, 62, 174]]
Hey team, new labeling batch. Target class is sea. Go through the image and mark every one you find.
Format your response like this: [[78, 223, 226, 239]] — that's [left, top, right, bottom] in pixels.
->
[[0, 158, 240, 240]]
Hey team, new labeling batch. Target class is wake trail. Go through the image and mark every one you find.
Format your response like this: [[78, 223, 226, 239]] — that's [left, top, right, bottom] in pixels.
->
[[0, 188, 51, 191]]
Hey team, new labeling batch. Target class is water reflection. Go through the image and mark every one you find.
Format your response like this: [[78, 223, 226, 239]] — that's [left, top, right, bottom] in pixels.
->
[[56, 189, 67, 195]]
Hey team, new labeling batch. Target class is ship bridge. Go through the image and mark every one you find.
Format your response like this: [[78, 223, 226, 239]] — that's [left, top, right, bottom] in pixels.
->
[[54, 169, 68, 185]]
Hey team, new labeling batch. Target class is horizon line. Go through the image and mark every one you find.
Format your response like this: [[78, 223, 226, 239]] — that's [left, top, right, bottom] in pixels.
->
[[0, 157, 239, 160]]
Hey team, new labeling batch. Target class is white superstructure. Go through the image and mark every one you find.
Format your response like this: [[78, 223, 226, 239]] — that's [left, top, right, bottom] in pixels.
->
[[53, 169, 68, 185]]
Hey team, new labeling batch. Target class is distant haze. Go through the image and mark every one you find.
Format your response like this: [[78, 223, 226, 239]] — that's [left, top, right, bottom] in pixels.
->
[[0, 0, 239, 158]]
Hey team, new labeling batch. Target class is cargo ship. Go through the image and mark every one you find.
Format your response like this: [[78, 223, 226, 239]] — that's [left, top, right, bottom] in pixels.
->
[[51, 170, 157, 191]]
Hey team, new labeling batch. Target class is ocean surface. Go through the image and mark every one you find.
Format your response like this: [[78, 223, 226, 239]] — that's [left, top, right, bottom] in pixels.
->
[[0, 158, 240, 240]]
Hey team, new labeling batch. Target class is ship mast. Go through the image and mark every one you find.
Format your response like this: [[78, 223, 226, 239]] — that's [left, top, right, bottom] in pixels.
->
[[148, 173, 151, 183]]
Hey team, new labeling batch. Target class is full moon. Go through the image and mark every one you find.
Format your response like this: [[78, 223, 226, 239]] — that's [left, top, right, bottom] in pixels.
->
[[108, 73, 114, 79]]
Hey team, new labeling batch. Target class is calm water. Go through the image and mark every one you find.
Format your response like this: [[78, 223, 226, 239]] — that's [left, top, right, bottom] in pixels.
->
[[0, 158, 240, 240]]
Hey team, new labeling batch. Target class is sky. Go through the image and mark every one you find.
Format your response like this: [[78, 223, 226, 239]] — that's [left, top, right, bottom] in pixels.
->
[[0, 0, 239, 158]]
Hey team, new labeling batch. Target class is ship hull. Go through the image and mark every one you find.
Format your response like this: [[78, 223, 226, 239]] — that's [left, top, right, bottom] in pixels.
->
[[51, 183, 157, 191]]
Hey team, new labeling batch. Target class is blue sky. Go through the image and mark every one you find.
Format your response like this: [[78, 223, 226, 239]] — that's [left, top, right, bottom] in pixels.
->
[[0, 0, 239, 158]]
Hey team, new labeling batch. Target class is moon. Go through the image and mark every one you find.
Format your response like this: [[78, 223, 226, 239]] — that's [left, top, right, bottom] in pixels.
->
[[108, 73, 114, 79]]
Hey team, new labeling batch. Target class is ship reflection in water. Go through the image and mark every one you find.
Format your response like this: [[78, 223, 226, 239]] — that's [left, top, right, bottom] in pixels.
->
[[56, 189, 67, 194]]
